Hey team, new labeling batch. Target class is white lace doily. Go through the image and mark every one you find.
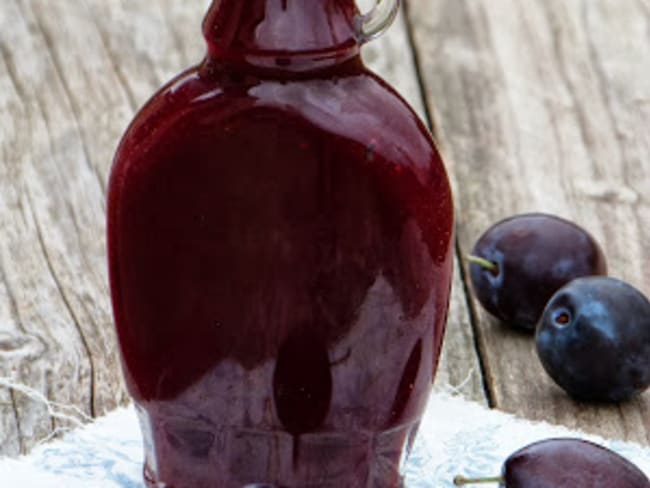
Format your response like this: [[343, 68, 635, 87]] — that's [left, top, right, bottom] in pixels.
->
[[1, 392, 649, 487]]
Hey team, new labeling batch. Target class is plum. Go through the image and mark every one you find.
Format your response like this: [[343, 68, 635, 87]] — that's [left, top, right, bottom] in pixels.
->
[[468, 213, 607, 331], [454, 437, 650, 487], [536, 276, 650, 402]]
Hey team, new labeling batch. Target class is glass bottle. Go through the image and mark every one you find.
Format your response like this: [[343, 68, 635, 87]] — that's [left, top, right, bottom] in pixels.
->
[[107, 1, 454, 486]]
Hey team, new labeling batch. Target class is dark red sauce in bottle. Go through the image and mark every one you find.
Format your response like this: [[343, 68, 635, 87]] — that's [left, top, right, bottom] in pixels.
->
[[107, 1, 453, 486]]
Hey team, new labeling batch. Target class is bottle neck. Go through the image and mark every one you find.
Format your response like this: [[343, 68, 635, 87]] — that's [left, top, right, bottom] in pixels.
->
[[202, 0, 362, 72]]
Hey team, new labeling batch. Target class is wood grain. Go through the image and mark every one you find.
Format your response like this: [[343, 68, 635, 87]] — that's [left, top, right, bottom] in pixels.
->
[[0, 0, 484, 454], [408, 0, 650, 444]]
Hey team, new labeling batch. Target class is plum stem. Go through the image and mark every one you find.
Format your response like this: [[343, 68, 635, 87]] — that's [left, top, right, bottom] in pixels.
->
[[453, 475, 504, 486], [466, 255, 499, 274]]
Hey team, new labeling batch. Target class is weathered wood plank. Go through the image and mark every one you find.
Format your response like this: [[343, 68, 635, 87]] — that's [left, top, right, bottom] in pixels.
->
[[0, 0, 484, 454], [0, 0, 131, 454], [408, 0, 650, 444]]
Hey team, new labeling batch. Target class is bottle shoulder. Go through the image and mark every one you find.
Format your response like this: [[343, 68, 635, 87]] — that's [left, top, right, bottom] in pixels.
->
[[111, 61, 439, 178]]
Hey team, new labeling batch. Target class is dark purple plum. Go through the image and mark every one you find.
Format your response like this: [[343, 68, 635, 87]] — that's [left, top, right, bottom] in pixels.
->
[[502, 438, 650, 487], [468, 213, 607, 331], [536, 276, 650, 402], [454, 437, 650, 487]]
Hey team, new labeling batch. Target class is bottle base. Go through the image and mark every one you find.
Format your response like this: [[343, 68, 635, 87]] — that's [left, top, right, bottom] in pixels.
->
[[141, 421, 417, 488]]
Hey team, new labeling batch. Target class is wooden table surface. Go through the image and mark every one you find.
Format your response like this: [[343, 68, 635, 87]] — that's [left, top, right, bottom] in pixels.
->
[[0, 0, 649, 456]]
